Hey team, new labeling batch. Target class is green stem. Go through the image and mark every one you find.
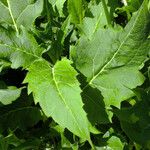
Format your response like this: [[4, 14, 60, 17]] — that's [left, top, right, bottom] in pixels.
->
[[101, 0, 111, 26], [88, 139, 95, 150]]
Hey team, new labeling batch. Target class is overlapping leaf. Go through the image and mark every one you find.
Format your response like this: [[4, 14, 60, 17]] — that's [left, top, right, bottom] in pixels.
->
[[68, 0, 84, 24], [113, 90, 150, 148], [96, 136, 124, 150], [0, 107, 42, 132], [54, 125, 78, 149], [78, 2, 107, 39], [24, 58, 93, 142], [82, 86, 110, 124], [71, 0, 150, 108], [0, 0, 43, 30], [0, 81, 22, 105], [0, 90, 42, 132], [0, 26, 44, 69], [48, 0, 66, 16]]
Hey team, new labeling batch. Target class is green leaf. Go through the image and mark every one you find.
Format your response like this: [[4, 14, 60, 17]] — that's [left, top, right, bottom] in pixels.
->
[[0, 26, 44, 69], [60, 16, 71, 44], [0, 0, 43, 31], [0, 107, 42, 132], [48, 0, 66, 16], [67, 0, 84, 24], [106, 136, 124, 150], [108, 0, 120, 21], [0, 59, 10, 72], [96, 136, 124, 150], [71, 0, 150, 108], [148, 66, 150, 80], [0, 132, 22, 149], [0, 84, 22, 105], [82, 86, 110, 124], [78, 2, 107, 39], [13, 138, 41, 150], [54, 125, 78, 150], [113, 90, 150, 148], [24, 58, 93, 143]]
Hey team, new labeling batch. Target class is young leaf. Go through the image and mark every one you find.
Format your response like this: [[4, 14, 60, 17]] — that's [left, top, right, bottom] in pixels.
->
[[96, 136, 124, 150], [78, 2, 107, 39], [0, 26, 44, 69], [24, 58, 93, 143], [0, 0, 43, 31], [0, 59, 10, 72], [48, 0, 66, 16], [71, 0, 150, 108], [0, 85, 22, 105], [67, 0, 84, 24]]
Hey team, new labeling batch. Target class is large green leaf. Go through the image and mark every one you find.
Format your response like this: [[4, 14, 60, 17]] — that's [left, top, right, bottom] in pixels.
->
[[71, 0, 150, 108], [0, 26, 44, 69], [0, 0, 43, 31], [24, 58, 93, 143]]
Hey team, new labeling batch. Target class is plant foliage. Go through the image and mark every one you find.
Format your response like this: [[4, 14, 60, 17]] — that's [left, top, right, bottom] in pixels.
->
[[0, 0, 150, 149]]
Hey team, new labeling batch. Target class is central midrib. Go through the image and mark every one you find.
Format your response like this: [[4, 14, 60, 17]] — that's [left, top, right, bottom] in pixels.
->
[[7, 0, 19, 33], [51, 67, 88, 138]]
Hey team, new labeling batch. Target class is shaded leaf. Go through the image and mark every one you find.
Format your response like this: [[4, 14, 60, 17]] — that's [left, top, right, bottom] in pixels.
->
[[13, 138, 41, 150], [54, 125, 78, 150], [82, 86, 110, 124], [0, 132, 22, 150], [0, 107, 42, 132], [113, 90, 150, 148]]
